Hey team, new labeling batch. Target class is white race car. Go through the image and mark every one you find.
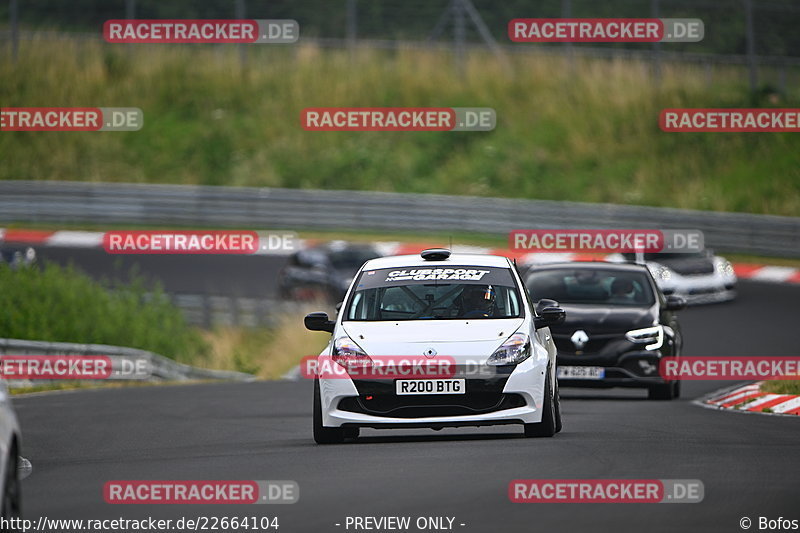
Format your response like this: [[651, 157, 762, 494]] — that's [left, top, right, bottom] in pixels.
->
[[0, 381, 21, 520], [607, 251, 737, 304], [304, 249, 565, 443]]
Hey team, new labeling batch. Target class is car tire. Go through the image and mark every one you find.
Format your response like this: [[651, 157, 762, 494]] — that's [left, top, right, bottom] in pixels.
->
[[313, 379, 345, 444], [648, 381, 678, 400], [1, 445, 21, 523], [524, 369, 557, 438], [554, 378, 563, 434]]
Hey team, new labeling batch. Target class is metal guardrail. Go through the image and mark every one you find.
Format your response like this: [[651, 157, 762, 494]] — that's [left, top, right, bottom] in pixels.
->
[[0, 337, 255, 388], [0, 180, 798, 257], [169, 294, 312, 328]]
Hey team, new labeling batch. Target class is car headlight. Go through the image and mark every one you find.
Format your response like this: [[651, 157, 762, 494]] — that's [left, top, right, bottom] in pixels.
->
[[648, 264, 672, 282], [487, 332, 531, 366], [332, 336, 372, 370], [625, 325, 664, 351], [716, 260, 734, 277]]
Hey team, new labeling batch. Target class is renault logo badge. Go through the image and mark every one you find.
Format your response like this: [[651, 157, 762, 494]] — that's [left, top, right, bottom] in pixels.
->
[[570, 330, 589, 350], [423, 348, 437, 359]]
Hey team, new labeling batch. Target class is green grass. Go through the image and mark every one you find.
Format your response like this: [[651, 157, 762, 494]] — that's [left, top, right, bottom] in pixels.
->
[[0, 261, 207, 363], [0, 261, 323, 387], [761, 380, 800, 395], [1, 38, 799, 216], [8, 380, 170, 396]]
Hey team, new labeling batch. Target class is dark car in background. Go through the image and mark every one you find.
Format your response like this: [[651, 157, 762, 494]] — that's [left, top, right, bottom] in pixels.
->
[[278, 241, 381, 303], [524, 262, 685, 400], [0, 246, 36, 269]]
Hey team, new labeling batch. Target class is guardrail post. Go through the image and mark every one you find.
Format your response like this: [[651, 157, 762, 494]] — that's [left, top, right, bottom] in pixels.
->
[[453, 0, 465, 78], [744, 0, 758, 93], [231, 296, 240, 327], [562, 0, 573, 70], [236, 0, 247, 71], [650, 0, 661, 83], [202, 294, 212, 329], [346, 0, 357, 62], [778, 65, 786, 95], [10, 0, 19, 62], [125, 0, 135, 56]]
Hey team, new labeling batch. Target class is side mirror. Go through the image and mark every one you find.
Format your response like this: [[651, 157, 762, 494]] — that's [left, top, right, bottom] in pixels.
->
[[304, 312, 335, 333], [664, 295, 686, 311], [535, 298, 559, 314], [534, 306, 566, 328]]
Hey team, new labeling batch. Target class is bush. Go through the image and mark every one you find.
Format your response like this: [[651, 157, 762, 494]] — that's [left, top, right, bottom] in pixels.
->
[[0, 262, 207, 363]]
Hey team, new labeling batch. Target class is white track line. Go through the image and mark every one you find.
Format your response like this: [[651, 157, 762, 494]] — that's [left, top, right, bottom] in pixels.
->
[[771, 396, 800, 414]]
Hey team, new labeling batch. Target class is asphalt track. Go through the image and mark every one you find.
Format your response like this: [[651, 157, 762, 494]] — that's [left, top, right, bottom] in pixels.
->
[[10, 248, 800, 533], [26, 246, 288, 297]]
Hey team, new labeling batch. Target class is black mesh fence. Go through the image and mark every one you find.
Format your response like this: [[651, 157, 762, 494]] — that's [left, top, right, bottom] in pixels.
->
[[1, 0, 798, 57]]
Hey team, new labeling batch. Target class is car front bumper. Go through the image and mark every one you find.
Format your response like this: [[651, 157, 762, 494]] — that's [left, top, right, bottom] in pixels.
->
[[318, 356, 549, 428], [556, 350, 671, 389], [658, 274, 737, 305]]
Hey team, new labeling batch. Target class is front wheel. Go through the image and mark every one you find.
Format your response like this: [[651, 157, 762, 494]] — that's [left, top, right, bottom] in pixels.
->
[[554, 377, 563, 433], [648, 381, 679, 400], [1, 446, 21, 523], [313, 379, 345, 444], [524, 369, 557, 438]]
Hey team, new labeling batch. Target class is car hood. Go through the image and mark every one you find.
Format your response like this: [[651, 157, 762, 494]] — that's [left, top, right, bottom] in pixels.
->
[[341, 318, 524, 357], [657, 256, 715, 276], [550, 304, 656, 334]]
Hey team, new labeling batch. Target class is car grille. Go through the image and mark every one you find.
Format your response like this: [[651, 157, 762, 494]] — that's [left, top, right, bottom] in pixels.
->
[[669, 263, 715, 276], [687, 286, 723, 294], [553, 332, 621, 355], [338, 393, 526, 418]]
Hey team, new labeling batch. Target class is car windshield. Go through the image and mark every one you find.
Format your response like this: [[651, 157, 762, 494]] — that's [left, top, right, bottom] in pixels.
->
[[344, 266, 523, 321], [526, 268, 655, 307]]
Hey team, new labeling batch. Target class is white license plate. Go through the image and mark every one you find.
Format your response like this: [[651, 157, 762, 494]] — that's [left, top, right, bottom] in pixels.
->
[[396, 379, 466, 395], [557, 366, 605, 380]]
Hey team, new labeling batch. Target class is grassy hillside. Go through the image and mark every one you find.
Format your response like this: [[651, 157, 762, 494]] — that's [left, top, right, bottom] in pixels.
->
[[1, 38, 798, 215]]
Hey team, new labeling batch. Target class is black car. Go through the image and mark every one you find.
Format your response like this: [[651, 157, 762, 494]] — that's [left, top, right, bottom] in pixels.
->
[[523, 262, 685, 400], [278, 241, 381, 303], [0, 245, 36, 269]]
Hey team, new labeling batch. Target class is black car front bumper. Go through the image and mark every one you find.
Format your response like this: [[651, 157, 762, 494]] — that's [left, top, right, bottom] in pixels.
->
[[556, 350, 670, 388]]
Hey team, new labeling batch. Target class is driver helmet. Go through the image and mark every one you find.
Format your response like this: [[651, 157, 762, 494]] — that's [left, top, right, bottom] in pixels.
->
[[610, 278, 635, 297], [462, 284, 496, 312]]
